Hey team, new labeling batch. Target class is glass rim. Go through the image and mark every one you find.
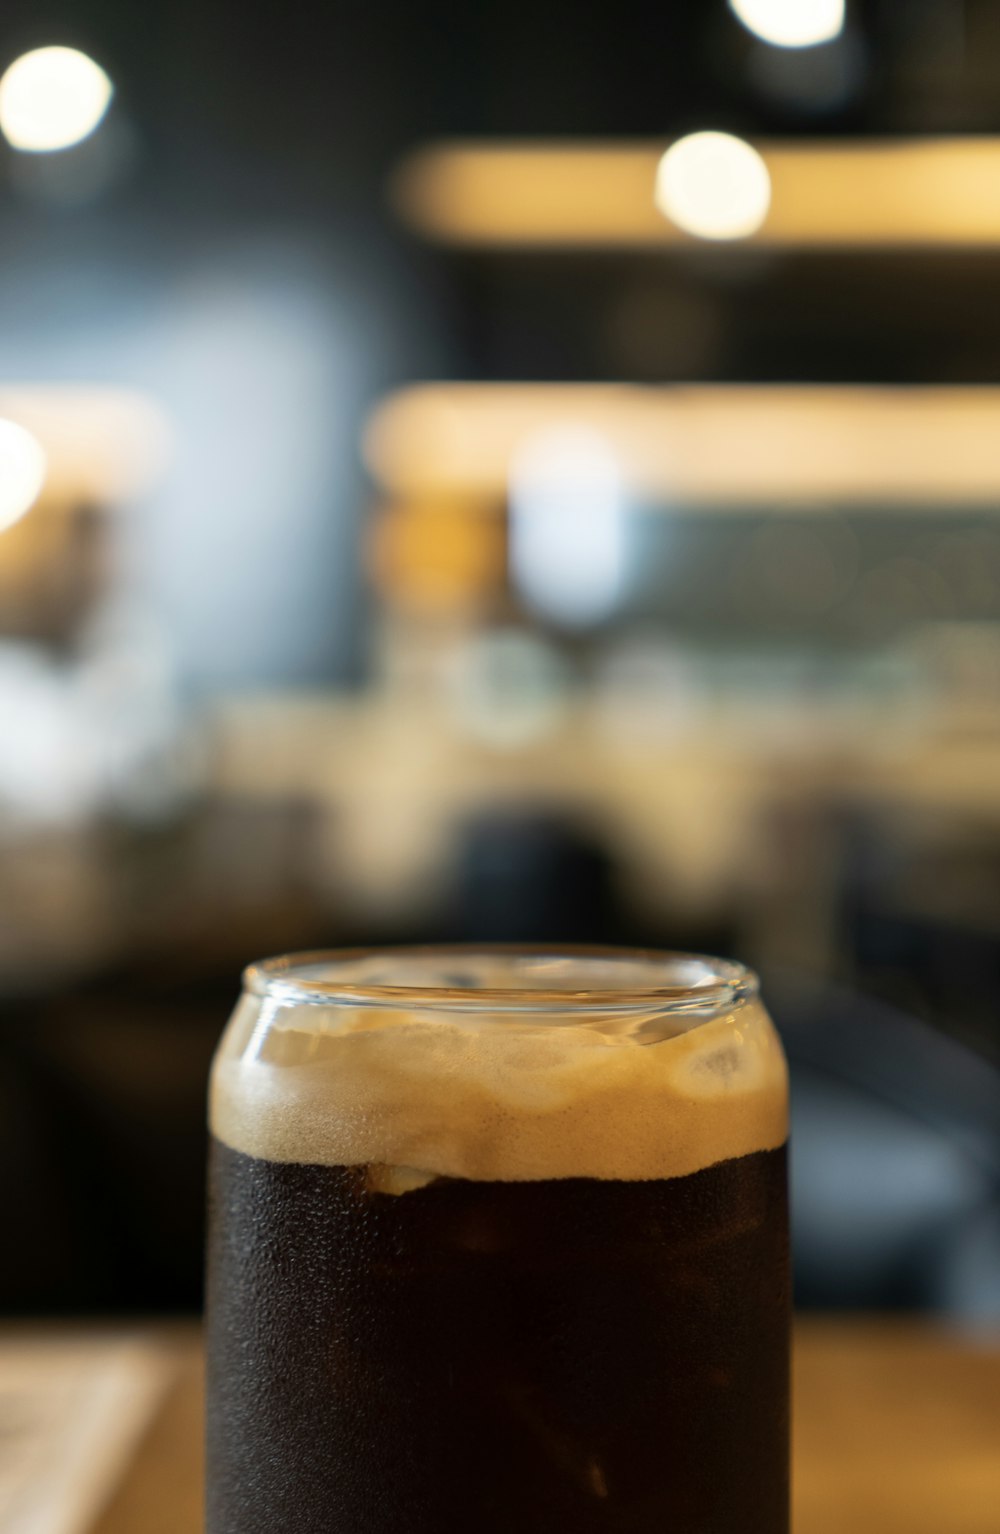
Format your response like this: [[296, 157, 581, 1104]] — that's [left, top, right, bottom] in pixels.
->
[[242, 945, 759, 1015]]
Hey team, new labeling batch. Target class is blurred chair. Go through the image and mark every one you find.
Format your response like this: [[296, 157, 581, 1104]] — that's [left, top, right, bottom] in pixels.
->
[[770, 972, 1000, 1321], [445, 809, 624, 945], [834, 808, 1000, 1067]]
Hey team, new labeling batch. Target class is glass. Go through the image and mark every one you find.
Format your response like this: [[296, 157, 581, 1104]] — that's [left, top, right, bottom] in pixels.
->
[[205, 947, 790, 1534]]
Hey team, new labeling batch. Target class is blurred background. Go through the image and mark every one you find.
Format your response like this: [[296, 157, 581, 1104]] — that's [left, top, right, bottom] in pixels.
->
[[2, 0, 1000, 1322]]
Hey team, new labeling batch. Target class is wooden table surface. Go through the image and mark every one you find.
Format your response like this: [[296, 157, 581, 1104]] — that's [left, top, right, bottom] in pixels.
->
[[83, 1319, 999, 1534]]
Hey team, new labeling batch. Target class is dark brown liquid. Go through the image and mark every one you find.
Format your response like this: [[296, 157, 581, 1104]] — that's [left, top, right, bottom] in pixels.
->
[[206, 1139, 789, 1534]]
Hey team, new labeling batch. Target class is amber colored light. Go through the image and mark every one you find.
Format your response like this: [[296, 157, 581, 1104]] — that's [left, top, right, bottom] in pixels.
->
[[367, 498, 507, 613], [365, 384, 1000, 507], [392, 139, 1000, 249]]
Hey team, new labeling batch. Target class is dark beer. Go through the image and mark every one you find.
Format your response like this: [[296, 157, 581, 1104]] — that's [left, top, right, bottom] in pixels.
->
[[206, 949, 789, 1534]]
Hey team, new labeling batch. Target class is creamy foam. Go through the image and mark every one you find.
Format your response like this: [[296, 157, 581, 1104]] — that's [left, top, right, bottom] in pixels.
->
[[211, 991, 787, 1184]]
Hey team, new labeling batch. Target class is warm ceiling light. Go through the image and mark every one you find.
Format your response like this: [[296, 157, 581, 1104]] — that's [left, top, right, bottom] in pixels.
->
[[730, 0, 845, 49], [365, 384, 1000, 508], [0, 418, 47, 531], [396, 139, 1000, 250], [0, 46, 113, 152], [654, 132, 771, 240]]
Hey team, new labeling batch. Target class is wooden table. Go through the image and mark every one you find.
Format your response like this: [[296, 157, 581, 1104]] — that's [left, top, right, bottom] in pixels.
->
[[45, 1320, 1000, 1533]]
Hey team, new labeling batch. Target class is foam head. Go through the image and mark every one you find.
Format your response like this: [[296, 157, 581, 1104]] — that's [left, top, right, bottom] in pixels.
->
[[210, 948, 788, 1185]]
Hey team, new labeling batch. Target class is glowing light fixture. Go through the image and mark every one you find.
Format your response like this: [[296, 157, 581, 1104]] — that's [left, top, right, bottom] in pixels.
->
[[509, 426, 627, 627], [366, 383, 1000, 508], [655, 132, 771, 240], [0, 46, 113, 152], [399, 139, 1000, 250], [0, 418, 47, 531], [730, 0, 845, 49], [0, 387, 171, 502]]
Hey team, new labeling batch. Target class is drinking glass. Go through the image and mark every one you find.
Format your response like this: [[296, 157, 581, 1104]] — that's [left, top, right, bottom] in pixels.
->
[[206, 946, 789, 1533]]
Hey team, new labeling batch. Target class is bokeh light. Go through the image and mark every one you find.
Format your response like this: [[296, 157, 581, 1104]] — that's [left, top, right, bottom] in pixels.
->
[[654, 132, 771, 241], [368, 499, 506, 615], [447, 629, 571, 748], [730, 0, 845, 49], [0, 46, 113, 153], [0, 418, 47, 531], [509, 426, 627, 628]]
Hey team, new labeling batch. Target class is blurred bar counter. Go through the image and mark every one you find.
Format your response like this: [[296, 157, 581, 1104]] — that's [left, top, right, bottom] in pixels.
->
[[206, 690, 1000, 913], [3, 1320, 995, 1534], [6, 688, 1000, 989]]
